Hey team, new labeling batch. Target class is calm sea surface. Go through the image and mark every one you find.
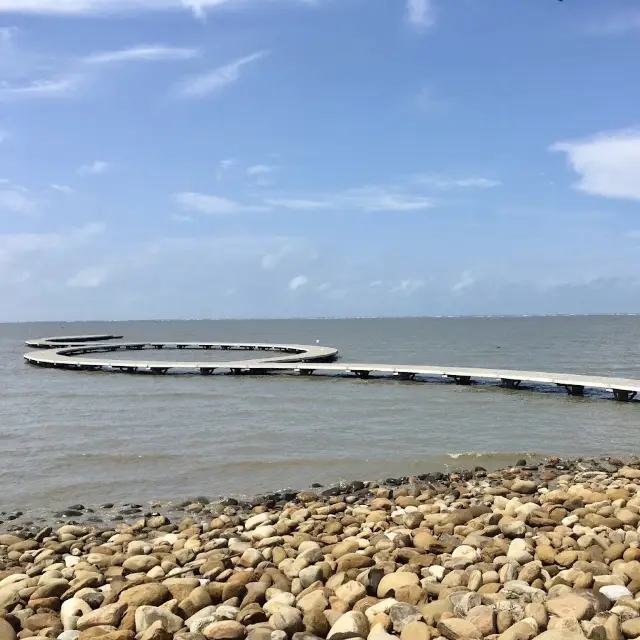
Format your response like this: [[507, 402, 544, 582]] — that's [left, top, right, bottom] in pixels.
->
[[1, 316, 640, 514]]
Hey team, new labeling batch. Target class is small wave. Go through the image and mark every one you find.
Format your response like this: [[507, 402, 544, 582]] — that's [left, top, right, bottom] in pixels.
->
[[63, 452, 179, 464], [215, 457, 373, 473], [446, 450, 543, 461]]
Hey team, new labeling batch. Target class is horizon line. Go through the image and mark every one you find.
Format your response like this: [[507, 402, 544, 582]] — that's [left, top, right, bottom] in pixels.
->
[[3, 312, 640, 325]]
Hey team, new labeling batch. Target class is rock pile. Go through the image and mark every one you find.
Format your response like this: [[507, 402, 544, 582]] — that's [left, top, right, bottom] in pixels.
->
[[2, 457, 640, 640]]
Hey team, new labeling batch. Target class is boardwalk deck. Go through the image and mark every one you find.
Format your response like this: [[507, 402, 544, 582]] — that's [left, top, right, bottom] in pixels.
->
[[23, 337, 640, 402]]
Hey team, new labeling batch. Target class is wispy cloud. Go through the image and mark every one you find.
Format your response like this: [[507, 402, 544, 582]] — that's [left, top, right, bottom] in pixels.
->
[[414, 175, 502, 189], [216, 158, 238, 181], [452, 269, 477, 294], [393, 279, 426, 295], [264, 198, 329, 211], [550, 128, 640, 201], [50, 183, 75, 194], [288, 274, 308, 291], [0, 75, 82, 100], [83, 44, 201, 65], [266, 186, 433, 212], [0, 0, 317, 18], [247, 164, 279, 176], [0, 129, 9, 143], [174, 50, 269, 99], [406, 0, 434, 31], [0, 189, 37, 214], [67, 265, 111, 288], [78, 160, 111, 176], [175, 191, 269, 215]]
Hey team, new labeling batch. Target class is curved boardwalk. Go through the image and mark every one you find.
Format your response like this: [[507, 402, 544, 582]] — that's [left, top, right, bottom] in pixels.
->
[[23, 335, 640, 402]]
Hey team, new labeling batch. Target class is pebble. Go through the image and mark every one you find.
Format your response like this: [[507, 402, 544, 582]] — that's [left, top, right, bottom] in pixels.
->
[[0, 456, 639, 640]]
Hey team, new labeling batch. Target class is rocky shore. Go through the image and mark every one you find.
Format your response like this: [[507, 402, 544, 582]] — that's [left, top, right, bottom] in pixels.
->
[[3, 456, 640, 640]]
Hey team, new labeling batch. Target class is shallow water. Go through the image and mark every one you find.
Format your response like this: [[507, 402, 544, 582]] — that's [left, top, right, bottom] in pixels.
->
[[1, 315, 639, 514]]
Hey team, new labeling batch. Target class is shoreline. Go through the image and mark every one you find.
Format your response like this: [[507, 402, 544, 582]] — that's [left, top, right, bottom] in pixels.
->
[[3, 455, 640, 639], [0, 451, 551, 533], [0, 454, 633, 533]]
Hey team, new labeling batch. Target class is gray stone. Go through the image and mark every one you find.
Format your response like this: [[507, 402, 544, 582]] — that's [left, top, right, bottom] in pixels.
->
[[388, 604, 423, 633]]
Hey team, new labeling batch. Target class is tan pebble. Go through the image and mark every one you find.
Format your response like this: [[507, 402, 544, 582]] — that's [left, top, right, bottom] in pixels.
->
[[496, 610, 513, 634], [377, 573, 419, 598], [437, 618, 482, 640], [395, 584, 427, 606], [22, 613, 62, 632], [78, 629, 119, 640], [535, 545, 556, 564], [139, 620, 173, 640], [328, 611, 369, 639], [401, 621, 431, 640], [118, 584, 171, 608], [371, 613, 392, 630], [303, 609, 330, 637], [202, 620, 247, 640], [466, 605, 496, 637], [524, 602, 548, 630]]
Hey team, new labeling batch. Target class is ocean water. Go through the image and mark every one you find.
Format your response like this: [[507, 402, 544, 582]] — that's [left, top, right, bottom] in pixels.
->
[[1, 315, 639, 514]]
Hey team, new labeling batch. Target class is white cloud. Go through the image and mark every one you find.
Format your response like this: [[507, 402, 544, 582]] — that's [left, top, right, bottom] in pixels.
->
[[288, 274, 308, 291], [394, 279, 426, 294], [67, 265, 110, 288], [343, 187, 432, 212], [452, 269, 477, 294], [247, 164, 278, 175], [415, 175, 502, 189], [261, 253, 280, 270], [0, 0, 316, 18], [260, 243, 304, 270], [83, 44, 201, 65], [266, 186, 433, 213], [175, 191, 269, 215], [0, 189, 36, 214], [0, 75, 82, 100], [50, 183, 75, 194], [216, 158, 238, 181], [264, 197, 330, 211], [175, 50, 269, 99], [175, 192, 243, 215], [454, 177, 501, 188], [78, 160, 111, 176], [0, 222, 104, 261], [407, 0, 434, 30], [550, 129, 640, 201]]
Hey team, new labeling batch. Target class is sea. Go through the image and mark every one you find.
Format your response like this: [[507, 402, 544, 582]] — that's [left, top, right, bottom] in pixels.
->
[[1, 315, 639, 515]]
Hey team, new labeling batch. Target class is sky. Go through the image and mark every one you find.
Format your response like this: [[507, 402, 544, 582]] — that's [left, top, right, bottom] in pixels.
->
[[1, 0, 640, 321]]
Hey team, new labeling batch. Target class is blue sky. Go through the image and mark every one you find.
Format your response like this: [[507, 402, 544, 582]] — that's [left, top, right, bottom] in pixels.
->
[[1, 0, 640, 321]]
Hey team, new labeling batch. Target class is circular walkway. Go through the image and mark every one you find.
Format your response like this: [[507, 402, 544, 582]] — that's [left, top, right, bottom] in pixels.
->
[[23, 335, 640, 402]]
